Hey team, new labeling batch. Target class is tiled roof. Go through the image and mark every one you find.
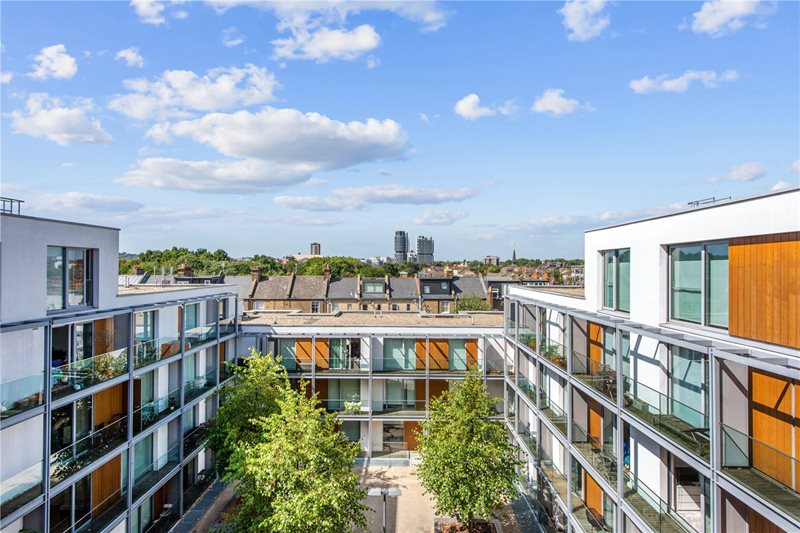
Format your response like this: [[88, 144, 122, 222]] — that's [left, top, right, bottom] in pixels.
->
[[290, 275, 327, 300], [389, 277, 418, 299], [223, 275, 257, 300], [252, 276, 294, 299], [453, 277, 486, 298], [328, 277, 358, 299]]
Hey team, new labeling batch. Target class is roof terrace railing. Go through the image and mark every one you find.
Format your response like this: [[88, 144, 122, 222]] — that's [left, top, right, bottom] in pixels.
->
[[0, 197, 24, 215]]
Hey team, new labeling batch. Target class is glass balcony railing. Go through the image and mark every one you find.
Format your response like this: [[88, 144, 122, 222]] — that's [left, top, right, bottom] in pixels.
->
[[372, 400, 427, 417], [517, 426, 537, 455], [623, 470, 696, 533], [0, 461, 43, 518], [572, 355, 616, 400], [50, 417, 128, 486], [183, 469, 215, 513], [219, 318, 236, 336], [518, 375, 537, 403], [132, 446, 180, 501], [373, 357, 423, 373], [539, 448, 569, 506], [721, 423, 800, 523], [134, 388, 179, 434], [572, 423, 617, 487], [63, 488, 127, 533], [183, 422, 211, 455], [540, 339, 567, 370], [539, 390, 567, 437], [184, 322, 218, 349], [0, 373, 44, 419], [134, 336, 182, 369], [571, 472, 615, 533], [184, 370, 216, 403], [320, 399, 369, 415], [623, 378, 709, 460], [51, 348, 128, 400], [517, 329, 537, 352]]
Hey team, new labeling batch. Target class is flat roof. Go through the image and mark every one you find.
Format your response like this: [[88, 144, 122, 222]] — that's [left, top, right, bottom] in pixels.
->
[[513, 285, 585, 299], [240, 310, 504, 328], [0, 213, 120, 231], [117, 283, 237, 295], [586, 186, 799, 233]]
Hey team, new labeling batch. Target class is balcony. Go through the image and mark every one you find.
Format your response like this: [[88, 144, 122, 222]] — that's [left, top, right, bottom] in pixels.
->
[[623, 471, 695, 533], [51, 348, 128, 400], [66, 490, 127, 533], [184, 322, 218, 350], [372, 400, 427, 417], [517, 375, 537, 404], [721, 423, 800, 523], [50, 416, 128, 486], [183, 422, 210, 455], [0, 461, 42, 518], [540, 339, 567, 371], [219, 318, 236, 336], [373, 356, 424, 373], [623, 378, 709, 461], [572, 423, 617, 487], [572, 355, 616, 401], [182, 469, 215, 513], [539, 448, 569, 506], [0, 372, 44, 419], [134, 388, 179, 434], [320, 399, 370, 415], [134, 336, 182, 370], [184, 370, 216, 403], [517, 426, 537, 456], [539, 390, 567, 437], [132, 446, 180, 501]]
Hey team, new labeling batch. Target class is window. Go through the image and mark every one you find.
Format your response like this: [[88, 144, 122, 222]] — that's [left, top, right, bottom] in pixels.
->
[[440, 282, 448, 290], [361, 304, 368, 311], [363, 281, 383, 294], [423, 285, 431, 294], [135, 311, 155, 343], [671, 242, 728, 328], [346, 304, 352, 311], [441, 301, 451, 314], [218, 299, 229, 320], [332, 303, 340, 313], [255, 301, 265, 310], [406, 304, 411, 311], [47, 246, 93, 311], [383, 339, 414, 370], [602, 248, 630, 312], [376, 304, 382, 311], [311, 301, 320, 313], [184, 303, 199, 330], [391, 304, 399, 311], [449, 339, 467, 371]]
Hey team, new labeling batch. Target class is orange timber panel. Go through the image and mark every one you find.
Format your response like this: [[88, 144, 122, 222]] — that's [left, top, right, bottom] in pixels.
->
[[94, 317, 114, 356], [429, 379, 448, 401], [94, 382, 126, 428], [729, 233, 800, 349], [748, 508, 786, 533], [588, 322, 603, 366], [584, 471, 603, 517], [588, 397, 603, 449], [316, 339, 329, 369], [404, 421, 421, 451], [750, 369, 795, 489], [466, 339, 478, 369], [315, 379, 328, 402], [415, 340, 427, 370], [429, 339, 449, 370], [92, 455, 121, 517], [296, 339, 313, 365]]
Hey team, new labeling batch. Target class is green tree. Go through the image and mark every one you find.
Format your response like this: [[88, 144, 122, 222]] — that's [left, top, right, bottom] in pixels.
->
[[207, 349, 287, 475], [416, 369, 521, 531], [456, 295, 492, 312], [224, 381, 369, 532]]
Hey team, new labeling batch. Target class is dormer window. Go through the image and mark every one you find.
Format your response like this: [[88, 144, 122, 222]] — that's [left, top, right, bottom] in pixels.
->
[[363, 281, 384, 294]]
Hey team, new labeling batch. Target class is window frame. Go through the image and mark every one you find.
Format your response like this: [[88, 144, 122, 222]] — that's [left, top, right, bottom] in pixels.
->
[[47, 246, 94, 312], [601, 248, 630, 313], [310, 301, 320, 313], [668, 240, 729, 330]]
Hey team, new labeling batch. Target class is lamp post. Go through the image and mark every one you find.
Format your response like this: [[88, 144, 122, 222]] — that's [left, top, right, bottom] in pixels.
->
[[367, 487, 402, 533]]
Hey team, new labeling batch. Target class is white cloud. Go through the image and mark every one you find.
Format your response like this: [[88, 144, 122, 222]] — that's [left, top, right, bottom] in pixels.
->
[[419, 112, 431, 124], [366, 56, 380, 69], [691, 0, 771, 37], [630, 69, 738, 93], [115, 47, 145, 68], [144, 122, 173, 143], [222, 26, 246, 47], [108, 64, 279, 120], [709, 162, 765, 183], [792, 160, 800, 173], [28, 44, 77, 80], [0, 71, 12, 84], [771, 180, 793, 191], [531, 88, 587, 116], [29, 192, 144, 213], [413, 209, 467, 226], [61, 162, 75, 168], [275, 184, 474, 211], [273, 24, 381, 62], [454, 93, 495, 120], [558, 0, 610, 42], [172, 9, 188, 19], [131, 0, 166, 24], [10, 93, 112, 146]]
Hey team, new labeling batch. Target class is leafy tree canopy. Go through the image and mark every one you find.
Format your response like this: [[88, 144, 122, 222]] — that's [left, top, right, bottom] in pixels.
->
[[416, 369, 521, 530], [456, 295, 492, 312]]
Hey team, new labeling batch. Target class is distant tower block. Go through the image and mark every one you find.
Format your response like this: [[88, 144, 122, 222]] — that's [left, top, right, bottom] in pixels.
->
[[394, 230, 409, 263], [310, 242, 321, 256], [417, 235, 434, 265]]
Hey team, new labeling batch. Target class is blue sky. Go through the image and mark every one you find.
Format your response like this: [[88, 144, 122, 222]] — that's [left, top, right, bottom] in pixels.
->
[[1, 1, 798, 260]]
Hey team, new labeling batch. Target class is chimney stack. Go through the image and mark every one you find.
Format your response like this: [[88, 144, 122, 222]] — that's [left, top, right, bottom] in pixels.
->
[[177, 263, 193, 277], [399, 271, 408, 279], [323, 264, 332, 280], [133, 266, 144, 275], [251, 266, 263, 282]]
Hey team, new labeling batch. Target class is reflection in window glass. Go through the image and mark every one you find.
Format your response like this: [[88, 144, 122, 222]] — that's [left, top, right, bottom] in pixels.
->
[[135, 311, 156, 342], [47, 246, 64, 310], [603, 252, 614, 308], [67, 248, 86, 306], [449, 339, 467, 371], [671, 245, 703, 323], [617, 248, 630, 312], [184, 303, 199, 330], [706, 243, 729, 328]]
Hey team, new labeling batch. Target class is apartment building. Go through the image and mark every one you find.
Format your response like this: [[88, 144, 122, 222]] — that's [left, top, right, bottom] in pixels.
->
[[236, 311, 506, 456], [502, 187, 800, 533], [0, 213, 238, 533]]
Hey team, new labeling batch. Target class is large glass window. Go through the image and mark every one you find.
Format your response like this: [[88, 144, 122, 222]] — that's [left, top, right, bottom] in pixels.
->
[[671, 242, 728, 328], [278, 339, 296, 370], [184, 303, 199, 330], [383, 339, 414, 370], [602, 249, 630, 312], [363, 281, 383, 294], [135, 311, 156, 342], [449, 339, 467, 371], [47, 246, 92, 311]]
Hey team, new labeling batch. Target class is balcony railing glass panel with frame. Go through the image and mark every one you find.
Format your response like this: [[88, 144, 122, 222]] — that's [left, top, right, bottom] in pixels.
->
[[571, 469, 616, 533], [623, 470, 696, 533], [184, 370, 216, 403], [51, 349, 128, 400], [517, 424, 537, 456], [571, 423, 617, 487], [572, 354, 616, 401], [66, 488, 127, 533], [539, 447, 569, 506], [133, 335, 181, 370], [518, 375, 537, 403], [0, 460, 43, 518], [50, 416, 128, 486], [184, 322, 218, 350], [623, 378, 709, 460], [133, 388, 179, 435], [371, 400, 426, 417], [219, 318, 236, 336], [720, 423, 800, 523], [539, 389, 567, 437], [183, 422, 211, 456], [0, 372, 45, 419], [132, 445, 180, 501], [320, 398, 370, 415]]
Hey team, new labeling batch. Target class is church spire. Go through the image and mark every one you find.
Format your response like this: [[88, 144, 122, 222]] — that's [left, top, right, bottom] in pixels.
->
[[512, 244, 516, 266]]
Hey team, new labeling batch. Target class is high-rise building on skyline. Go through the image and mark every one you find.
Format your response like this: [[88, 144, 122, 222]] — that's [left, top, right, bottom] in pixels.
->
[[417, 235, 434, 265], [310, 242, 321, 256], [394, 230, 409, 263]]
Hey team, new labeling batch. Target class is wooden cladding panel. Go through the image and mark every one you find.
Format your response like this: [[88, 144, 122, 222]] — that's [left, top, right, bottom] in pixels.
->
[[584, 471, 603, 517], [415, 340, 427, 371], [429, 340, 449, 370], [730, 233, 799, 349], [94, 317, 114, 356], [429, 379, 448, 401], [415, 380, 427, 404], [404, 421, 421, 451], [93, 382, 126, 429], [315, 339, 329, 370], [466, 339, 478, 368], [588, 322, 603, 365], [92, 455, 121, 517], [588, 397, 603, 447], [750, 369, 796, 489], [748, 509, 786, 533], [295, 339, 313, 365], [315, 378, 328, 402]]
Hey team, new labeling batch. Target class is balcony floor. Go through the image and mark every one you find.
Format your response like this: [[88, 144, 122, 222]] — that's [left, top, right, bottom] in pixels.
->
[[623, 485, 690, 533], [624, 401, 709, 461], [723, 467, 800, 523]]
